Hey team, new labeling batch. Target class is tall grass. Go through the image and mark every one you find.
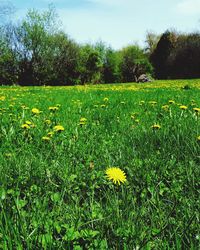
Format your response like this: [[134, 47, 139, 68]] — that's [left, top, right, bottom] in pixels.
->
[[0, 81, 199, 249]]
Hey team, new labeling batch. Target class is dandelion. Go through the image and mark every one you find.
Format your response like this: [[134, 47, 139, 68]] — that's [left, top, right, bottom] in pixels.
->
[[101, 104, 106, 108], [53, 125, 64, 132], [47, 131, 54, 137], [106, 167, 126, 185], [180, 105, 187, 110], [103, 97, 109, 102], [193, 108, 200, 113], [0, 96, 6, 101], [139, 100, 145, 105], [25, 121, 32, 125], [149, 101, 157, 105], [42, 136, 51, 141], [197, 136, 200, 142], [21, 124, 30, 129], [151, 124, 161, 129], [79, 117, 87, 126], [49, 106, 59, 112], [169, 100, 175, 104], [162, 105, 169, 110], [45, 119, 51, 125], [32, 108, 41, 114]]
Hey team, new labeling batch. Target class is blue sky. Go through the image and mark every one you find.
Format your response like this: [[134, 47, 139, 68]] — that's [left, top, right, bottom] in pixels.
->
[[10, 0, 200, 49]]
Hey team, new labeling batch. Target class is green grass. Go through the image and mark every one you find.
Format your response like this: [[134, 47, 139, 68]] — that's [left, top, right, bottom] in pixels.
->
[[0, 81, 200, 249]]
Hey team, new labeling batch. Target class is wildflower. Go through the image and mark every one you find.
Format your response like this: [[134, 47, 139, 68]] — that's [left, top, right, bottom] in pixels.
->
[[47, 131, 54, 137], [162, 105, 169, 110], [45, 119, 51, 125], [106, 167, 126, 185], [169, 100, 175, 104], [53, 125, 64, 132], [180, 105, 187, 110], [25, 121, 32, 125], [0, 96, 6, 101], [193, 108, 200, 113], [49, 106, 59, 112], [103, 97, 109, 102], [42, 136, 51, 141], [32, 108, 41, 114], [21, 105, 29, 110], [21, 124, 30, 129], [197, 136, 200, 142], [149, 101, 157, 105], [79, 117, 87, 125], [151, 124, 161, 129], [139, 100, 145, 105], [5, 153, 12, 157], [101, 104, 106, 108]]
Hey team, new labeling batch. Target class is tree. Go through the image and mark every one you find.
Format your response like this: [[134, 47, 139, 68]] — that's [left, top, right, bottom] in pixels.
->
[[145, 31, 160, 55], [150, 30, 177, 79], [168, 33, 200, 79], [78, 44, 103, 84], [119, 45, 153, 82]]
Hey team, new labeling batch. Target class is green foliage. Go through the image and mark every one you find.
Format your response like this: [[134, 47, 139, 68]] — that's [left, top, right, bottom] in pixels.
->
[[78, 44, 103, 84], [150, 30, 177, 79], [119, 45, 153, 82], [0, 8, 153, 86]]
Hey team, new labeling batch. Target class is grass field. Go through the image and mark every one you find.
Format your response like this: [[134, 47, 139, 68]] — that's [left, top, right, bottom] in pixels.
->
[[0, 80, 200, 249]]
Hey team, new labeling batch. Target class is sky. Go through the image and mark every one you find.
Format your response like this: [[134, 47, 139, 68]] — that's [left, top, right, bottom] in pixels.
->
[[6, 0, 200, 49]]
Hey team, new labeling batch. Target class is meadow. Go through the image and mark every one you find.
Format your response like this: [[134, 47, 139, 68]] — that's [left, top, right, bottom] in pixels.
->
[[0, 79, 200, 249]]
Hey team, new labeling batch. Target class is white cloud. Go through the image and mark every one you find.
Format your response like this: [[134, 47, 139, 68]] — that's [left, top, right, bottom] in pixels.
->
[[177, 0, 200, 14]]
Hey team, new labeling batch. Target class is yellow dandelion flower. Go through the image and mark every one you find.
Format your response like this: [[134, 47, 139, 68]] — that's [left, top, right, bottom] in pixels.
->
[[197, 136, 200, 142], [193, 108, 200, 113], [149, 101, 157, 105], [79, 117, 87, 126], [25, 120, 32, 125], [49, 106, 59, 112], [53, 125, 64, 132], [42, 136, 51, 141], [45, 119, 51, 124], [47, 131, 54, 137], [151, 124, 161, 129], [169, 100, 175, 104], [139, 100, 145, 105], [32, 108, 41, 114], [180, 105, 187, 110], [162, 105, 169, 110], [103, 97, 109, 102], [101, 104, 106, 108], [21, 124, 30, 129], [106, 167, 126, 185], [0, 96, 6, 101]]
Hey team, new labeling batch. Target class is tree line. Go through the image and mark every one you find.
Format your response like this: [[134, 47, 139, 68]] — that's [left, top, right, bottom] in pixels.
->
[[0, 5, 200, 86]]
